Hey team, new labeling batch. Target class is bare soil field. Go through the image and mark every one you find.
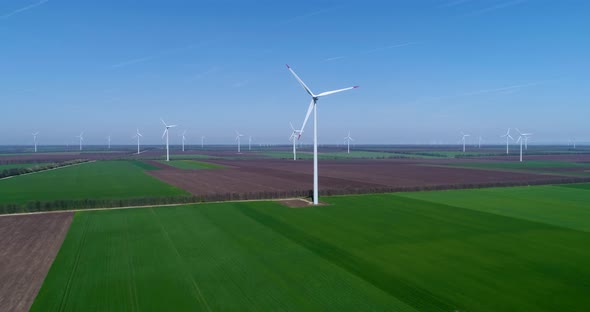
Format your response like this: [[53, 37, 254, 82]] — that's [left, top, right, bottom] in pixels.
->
[[147, 158, 588, 198], [0, 213, 73, 312]]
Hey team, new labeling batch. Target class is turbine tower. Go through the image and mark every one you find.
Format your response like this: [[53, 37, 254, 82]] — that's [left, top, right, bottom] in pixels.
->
[[133, 128, 143, 154], [181, 130, 187, 152], [460, 132, 470, 153], [344, 131, 354, 154], [249, 136, 252, 151], [235, 131, 244, 153], [32, 132, 39, 153], [500, 128, 513, 155], [201, 136, 205, 149], [76, 132, 84, 151], [287, 64, 358, 205], [289, 122, 302, 160], [107, 135, 111, 150], [161, 119, 177, 161]]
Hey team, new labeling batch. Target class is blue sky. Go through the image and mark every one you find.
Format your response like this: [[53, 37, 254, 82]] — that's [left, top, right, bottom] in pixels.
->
[[1, 0, 589, 145]]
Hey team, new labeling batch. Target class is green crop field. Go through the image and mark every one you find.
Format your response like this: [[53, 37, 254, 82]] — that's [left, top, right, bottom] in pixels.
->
[[0, 162, 51, 170], [0, 161, 187, 205], [32, 184, 590, 311], [158, 160, 225, 170]]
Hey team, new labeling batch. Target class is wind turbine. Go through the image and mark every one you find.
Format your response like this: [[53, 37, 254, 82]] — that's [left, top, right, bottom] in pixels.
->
[[516, 128, 532, 151], [289, 122, 302, 160], [32, 132, 39, 153], [181, 130, 187, 152], [133, 128, 142, 154], [460, 132, 470, 152], [344, 131, 354, 154], [235, 131, 244, 153], [478, 136, 482, 149], [287, 64, 358, 205], [500, 128, 513, 155], [248, 136, 252, 151], [201, 136, 205, 149], [515, 129, 532, 162], [76, 132, 84, 151], [107, 135, 111, 150], [161, 119, 177, 161]]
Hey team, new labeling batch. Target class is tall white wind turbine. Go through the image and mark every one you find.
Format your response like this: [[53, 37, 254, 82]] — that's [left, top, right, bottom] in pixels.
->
[[249, 136, 252, 151], [344, 131, 354, 154], [133, 128, 143, 154], [181, 130, 187, 152], [287, 64, 358, 205], [289, 122, 302, 160], [235, 131, 244, 153], [161, 119, 177, 161], [201, 136, 205, 149], [107, 135, 111, 150], [460, 132, 470, 153], [76, 132, 84, 151], [32, 132, 39, 153]]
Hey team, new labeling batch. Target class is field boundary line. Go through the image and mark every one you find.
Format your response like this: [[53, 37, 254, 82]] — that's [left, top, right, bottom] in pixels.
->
[[0, 197, 310, 217], [0, 161, 95, 181]]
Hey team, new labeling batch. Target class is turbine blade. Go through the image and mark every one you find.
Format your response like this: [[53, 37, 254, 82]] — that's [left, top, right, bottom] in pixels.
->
[[161, 119, 167, 126], [286, 64, 314, 97], [316, 86, 359, 97], [162, 129, 167, 138], [299, 99, 315, 137]]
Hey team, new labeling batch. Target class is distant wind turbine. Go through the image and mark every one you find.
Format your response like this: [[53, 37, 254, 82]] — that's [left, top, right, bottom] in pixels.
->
[[460, 132, 470, 152], [516, 128, 532, 151], [107, 135, 111, 150], [478, 136, 482, 149], [235, 131, 244, 153], [248, 136, 252, 151], [181, 130, 187, 152], [287, 64, 358, 205], [76, 132, 84, 151], [289, 122, 302, 160], [32, 132, 39, 153], [161, 119, 177, 161], [201, 136, 205, 149], [500, 128, 513, 155], [133, 128, 143, 154], [515, 129, 532, 162], [344, 131, 354, 154]]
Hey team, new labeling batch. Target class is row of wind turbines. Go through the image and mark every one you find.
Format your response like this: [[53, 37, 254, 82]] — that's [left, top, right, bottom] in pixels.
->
[[461, 128, 532, 162]]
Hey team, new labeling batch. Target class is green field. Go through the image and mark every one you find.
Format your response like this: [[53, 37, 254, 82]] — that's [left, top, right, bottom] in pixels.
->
[[0, 162, 51, 170], [159, 160, 225, 170], [0, 161, 187, 205], [32, 184, 590, 311]]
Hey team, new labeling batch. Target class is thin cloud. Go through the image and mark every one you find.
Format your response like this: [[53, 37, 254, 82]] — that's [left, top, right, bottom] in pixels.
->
[[0, 0, 49, 19], [280, 6, 344, 24], [363, 41, 423, 54], [324, 56, 346, 62], [464, 0, 528, 16], [459, 81, 541, 96], [439, 0, 473, 8], [110, 56, 156, 69]]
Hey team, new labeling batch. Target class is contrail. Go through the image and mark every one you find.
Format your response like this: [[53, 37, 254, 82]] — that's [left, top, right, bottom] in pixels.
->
[[324, 56, 346, 62], [465, 0, 528, 16], [363, 41, 423, 54], [0, 0, 49, 19]]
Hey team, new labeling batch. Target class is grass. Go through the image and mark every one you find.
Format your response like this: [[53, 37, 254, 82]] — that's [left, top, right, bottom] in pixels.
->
[[158, 160, 225, 170], [32, 184, 590, 311], [0, 160, 187, 205], [0, 162, 51, 170]]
